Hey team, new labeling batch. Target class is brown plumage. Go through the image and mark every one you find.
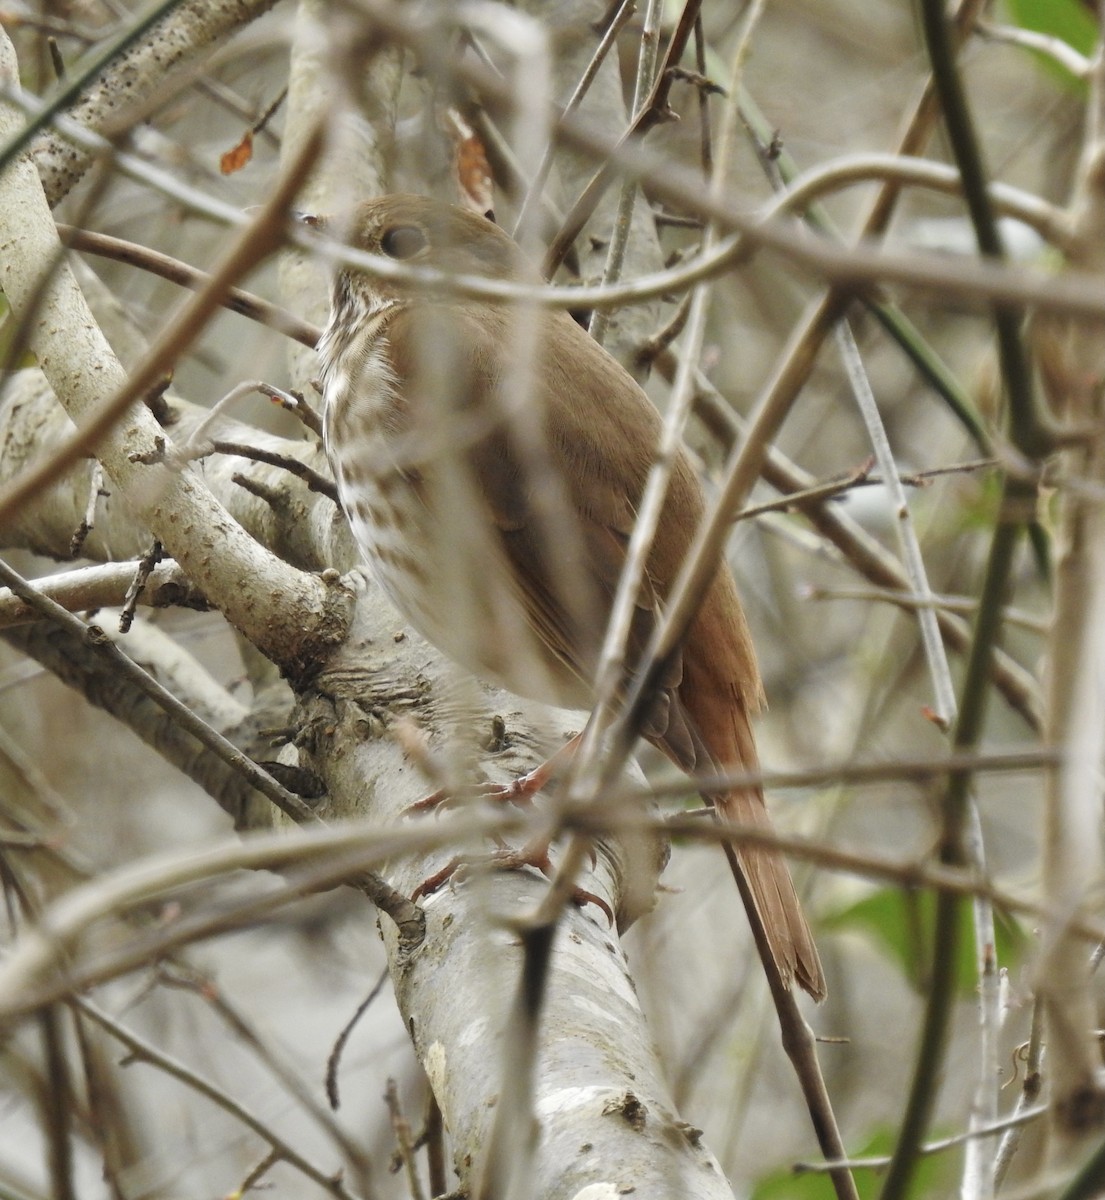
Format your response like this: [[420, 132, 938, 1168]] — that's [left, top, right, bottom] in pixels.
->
[[317, 194, 825, 1000]]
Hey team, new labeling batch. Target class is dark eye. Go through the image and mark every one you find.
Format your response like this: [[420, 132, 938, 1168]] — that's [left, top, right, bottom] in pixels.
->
[[380, 225, 427, 259]]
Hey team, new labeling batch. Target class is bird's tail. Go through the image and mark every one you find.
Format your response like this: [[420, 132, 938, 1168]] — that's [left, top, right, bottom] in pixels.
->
[[713, 785, 826, 1001]]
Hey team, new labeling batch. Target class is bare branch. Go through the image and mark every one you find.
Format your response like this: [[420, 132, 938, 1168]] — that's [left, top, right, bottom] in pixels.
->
[[31, 0, 280, 206], [0, 560, 206, 628], [72, 997, 362, 1200], [0, 39, 338, 676]]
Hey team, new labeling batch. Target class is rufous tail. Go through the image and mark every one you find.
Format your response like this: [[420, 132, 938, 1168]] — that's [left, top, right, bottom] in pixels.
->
[[714, 787, 826, 1002]]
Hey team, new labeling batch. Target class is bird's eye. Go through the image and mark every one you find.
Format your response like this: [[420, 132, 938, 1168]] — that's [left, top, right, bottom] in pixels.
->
[[380, 225, 427, 259]]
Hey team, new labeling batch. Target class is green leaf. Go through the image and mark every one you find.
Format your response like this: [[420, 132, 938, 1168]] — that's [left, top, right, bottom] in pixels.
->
[[824, 886, 1027, 993], [752, 1127, 954, 1200], [1002, 0, 1095, 88], [1004, 0, 1095, 53]]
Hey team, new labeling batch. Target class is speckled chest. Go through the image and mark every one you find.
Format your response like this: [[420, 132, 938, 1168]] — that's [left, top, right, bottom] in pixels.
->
[[317, 293, 581, 706], [318, 298, 433, 616]]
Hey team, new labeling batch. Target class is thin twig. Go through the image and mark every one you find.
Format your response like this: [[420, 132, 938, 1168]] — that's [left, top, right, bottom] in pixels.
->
[[794, 1103, 1048, 1172], [994, 1004, 1045, 1187], [0, 108, 326, 536], [879, 2, 1042, 1191], [236, 1150, 281, 1196], [160, 379, 318, 463], [542, 0, 703, 273], [834, 321, 958, 728], [5, 796, 1105, 1027], [0, 559, 207, 628], [588, 0, 665, 347], [741, 150, 1072, 254], [385, 1078, 426, 1200], [693, 16, 715, 176], [155, 963, 373, 1187], [635, 290, 693, 367], [68, 460, 105, 559], [72, 997, 363, 1200], [195, 75, 283, 148], [975, 20, 1092, 80], [801, 583, 1047, 636], [58, 223, 318, 347], [212, 441, 336, 501], [643, 745, 1060, 801], [325, 968, 390, 1110], [513, 0, 636, 238], [0, 555, 315, 822], [38, 1006, 76, 1200], [264, 383, 324, 436], [118, 541, 163, 634]]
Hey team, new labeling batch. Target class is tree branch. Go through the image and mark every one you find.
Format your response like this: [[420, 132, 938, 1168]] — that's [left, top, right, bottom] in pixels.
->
[[0, 34, 338, 680], [31, 0, 280, 207]]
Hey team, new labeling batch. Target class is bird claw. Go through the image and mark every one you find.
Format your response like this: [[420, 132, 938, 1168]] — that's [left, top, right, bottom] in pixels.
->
[[405, 735, 581, 817], [411, 841, 613, 925], [405, 762, 553, 817], [406, 736, 608, 921]]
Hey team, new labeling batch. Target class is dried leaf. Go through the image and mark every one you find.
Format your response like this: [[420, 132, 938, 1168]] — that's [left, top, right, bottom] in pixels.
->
[[442, 109, 493, 217], [220, 130, 254, 176]]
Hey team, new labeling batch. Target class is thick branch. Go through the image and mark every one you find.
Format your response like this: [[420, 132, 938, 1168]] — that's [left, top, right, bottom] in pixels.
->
[[0, 371, 351, 571], [32, 0, 280, 206], [300, 587, 724, 1198], [0, 560, 206, 627], [0, 31, 341, 682], [3, 621, 266, 831]]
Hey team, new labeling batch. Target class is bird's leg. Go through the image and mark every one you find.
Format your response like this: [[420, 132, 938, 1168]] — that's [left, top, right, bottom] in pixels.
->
[[411, 833, 613, 925], [408, 726, 613, 917], [407, 730, 584, 814], [408, 726, 611, 918]]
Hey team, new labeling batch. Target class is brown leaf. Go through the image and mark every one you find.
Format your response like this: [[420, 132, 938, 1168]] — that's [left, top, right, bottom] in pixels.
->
[[442, 108, 493, 217], [220, 130, 254, 176]]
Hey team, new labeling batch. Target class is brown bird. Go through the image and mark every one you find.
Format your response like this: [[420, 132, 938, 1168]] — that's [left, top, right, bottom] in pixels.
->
[[316, 194, 824, 1000]]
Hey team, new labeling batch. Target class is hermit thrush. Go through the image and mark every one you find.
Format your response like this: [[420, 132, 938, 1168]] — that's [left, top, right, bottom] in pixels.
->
[[315, 194, 825, 1000]]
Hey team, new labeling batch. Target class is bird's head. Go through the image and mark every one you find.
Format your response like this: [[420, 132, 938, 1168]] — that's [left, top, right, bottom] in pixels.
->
[[310, 193, 529, 311]]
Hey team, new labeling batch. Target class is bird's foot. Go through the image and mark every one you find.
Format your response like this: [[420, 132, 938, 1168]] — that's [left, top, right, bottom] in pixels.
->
[[411, 836, 613, 925], [406, 758, 559, 816], [406, 733, 583, 816]]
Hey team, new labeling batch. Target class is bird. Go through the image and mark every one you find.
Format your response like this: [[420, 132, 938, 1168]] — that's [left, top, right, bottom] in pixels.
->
[[315, 193, 825, 1000]]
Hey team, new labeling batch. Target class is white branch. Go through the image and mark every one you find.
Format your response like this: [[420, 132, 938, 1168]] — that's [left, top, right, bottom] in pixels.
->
[[32, 0, 280, 206], [0, 28, 333, 673]]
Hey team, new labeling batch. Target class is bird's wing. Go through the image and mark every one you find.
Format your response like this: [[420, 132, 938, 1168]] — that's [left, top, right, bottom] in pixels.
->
[[458, 306, 714, 759]]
